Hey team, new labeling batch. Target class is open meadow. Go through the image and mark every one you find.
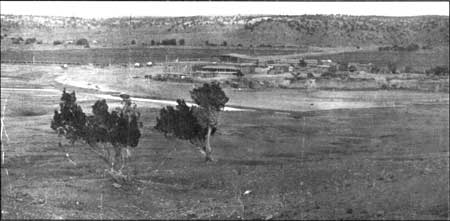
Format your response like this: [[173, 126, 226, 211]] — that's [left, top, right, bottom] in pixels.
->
[[0, 47, 300, 65], [1, 63, 449, 219]]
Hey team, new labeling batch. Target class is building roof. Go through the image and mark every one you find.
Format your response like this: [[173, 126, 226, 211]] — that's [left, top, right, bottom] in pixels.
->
[[202, 65, 240, 70], [271, 63, 291, 67], [235, 63, 257, 67], [220, 53, 258, 60]]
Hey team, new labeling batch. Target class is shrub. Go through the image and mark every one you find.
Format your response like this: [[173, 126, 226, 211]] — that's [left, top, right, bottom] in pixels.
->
[[12, 38, 21, 44], [328, 65, 337, 74], [387, 62, 398, 74], [161, 38, 177, 46], [406, 43, 420, 51], [25, 38, 36, 44], [299, 59, 307, 67], [75, 38, 89, 47], [404, 65, 414, 73], [338, 63, 348, 71], [321, 72, 334, 79], [422, 45, 433, 50], [179, 39, 185, 46], [426, 66, 449, 76], [53, 40, 63, 45], [370, 65, 381, 73], [131, 40, 136, 45]]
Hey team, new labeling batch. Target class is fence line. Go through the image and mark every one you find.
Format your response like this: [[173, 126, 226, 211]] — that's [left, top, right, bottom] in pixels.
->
[[0, 60, 124, 66]]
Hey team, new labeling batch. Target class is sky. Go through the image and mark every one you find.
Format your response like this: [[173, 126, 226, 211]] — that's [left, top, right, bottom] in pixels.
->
[[0, 1, 449, 18]]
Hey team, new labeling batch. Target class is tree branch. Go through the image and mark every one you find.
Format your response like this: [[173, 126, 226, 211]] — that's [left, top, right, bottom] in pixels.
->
[[84, 144, 113, 168]]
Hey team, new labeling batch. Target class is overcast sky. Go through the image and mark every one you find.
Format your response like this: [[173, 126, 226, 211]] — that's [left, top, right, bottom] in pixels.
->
[[1, 1, 449, 18]]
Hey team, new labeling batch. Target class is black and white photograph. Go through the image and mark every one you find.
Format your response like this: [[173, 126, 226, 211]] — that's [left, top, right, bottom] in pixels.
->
[[1, 1, 449, 219]]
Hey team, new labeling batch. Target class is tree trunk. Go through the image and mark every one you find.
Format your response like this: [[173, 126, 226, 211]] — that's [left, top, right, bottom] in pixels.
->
[[204, 126, 214, 161]]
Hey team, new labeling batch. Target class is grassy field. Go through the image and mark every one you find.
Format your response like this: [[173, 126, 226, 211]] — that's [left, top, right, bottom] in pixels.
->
[[0, 47, 301, 64], [306, 48, 449, 71], [1, 63, 449, 219]]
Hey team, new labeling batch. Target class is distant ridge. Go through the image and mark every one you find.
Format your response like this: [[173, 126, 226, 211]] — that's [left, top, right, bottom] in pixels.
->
[[1, 14, 448, 48]]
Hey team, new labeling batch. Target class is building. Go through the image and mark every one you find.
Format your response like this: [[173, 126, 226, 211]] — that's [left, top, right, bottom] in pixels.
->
[[285, 59, 300, 66], [267, 64, 291, 75], [216, 53, 259, 65], [200, 65, 241, 74], [348, 62, 373, 72], [304, 59, 319, 67], [317, 64, 331, 69], [320, 59, 333, 65], [235, 63, 257, 74], [194, 65, 242, 78]]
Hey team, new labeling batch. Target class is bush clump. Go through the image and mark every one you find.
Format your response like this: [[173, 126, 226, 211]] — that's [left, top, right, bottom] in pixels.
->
[[53, 40, 63, 45], [76, 38, 90, 47], [426, 66, 449, 76]]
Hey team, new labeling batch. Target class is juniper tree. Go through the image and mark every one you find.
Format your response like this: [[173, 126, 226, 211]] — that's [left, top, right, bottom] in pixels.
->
[[84, 99, 141, 172], [51, 89, 142, 177], [51, 88, 87, 146], [155, 82, 229, 161]]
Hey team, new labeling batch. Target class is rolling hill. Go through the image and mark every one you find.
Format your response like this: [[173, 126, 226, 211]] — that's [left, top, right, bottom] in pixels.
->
[[1, 14, 449, 50]]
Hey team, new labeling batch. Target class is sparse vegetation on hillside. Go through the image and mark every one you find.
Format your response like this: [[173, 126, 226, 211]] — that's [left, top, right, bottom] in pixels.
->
[[3, 14, 447, 47]]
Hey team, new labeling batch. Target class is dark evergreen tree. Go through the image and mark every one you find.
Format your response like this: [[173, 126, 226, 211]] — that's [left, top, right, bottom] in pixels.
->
[[155, 82, 228, 161]]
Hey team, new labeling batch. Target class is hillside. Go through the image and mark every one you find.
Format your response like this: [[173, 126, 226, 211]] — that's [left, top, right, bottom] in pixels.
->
[[1, 14, 449, 50]]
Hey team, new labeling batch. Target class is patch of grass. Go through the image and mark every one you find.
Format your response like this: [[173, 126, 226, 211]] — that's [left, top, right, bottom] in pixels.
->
[[10, 106, 48, 117]]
